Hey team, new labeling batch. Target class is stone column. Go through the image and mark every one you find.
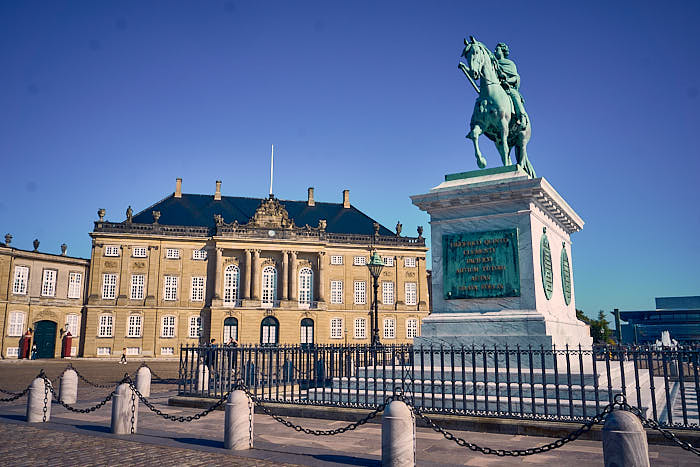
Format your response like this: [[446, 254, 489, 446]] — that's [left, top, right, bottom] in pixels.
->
[[281, 250, 289, 301], [317, 252, 326, 303], [214, 248, 223, 299], [289, 251, 298, 303], [251, 250, 261, 300], [243, 249, 252, 300]]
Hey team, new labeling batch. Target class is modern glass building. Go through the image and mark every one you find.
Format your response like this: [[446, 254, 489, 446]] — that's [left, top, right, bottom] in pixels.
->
[[618, 296, 700, 344]]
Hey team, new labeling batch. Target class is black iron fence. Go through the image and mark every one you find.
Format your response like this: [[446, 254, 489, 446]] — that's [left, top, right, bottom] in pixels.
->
[[178, 344, 700, 430]]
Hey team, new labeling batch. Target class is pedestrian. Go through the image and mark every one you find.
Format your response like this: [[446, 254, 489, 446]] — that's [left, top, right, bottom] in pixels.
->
[[30, 344, 37, 360], [120, 347, 127, 365]]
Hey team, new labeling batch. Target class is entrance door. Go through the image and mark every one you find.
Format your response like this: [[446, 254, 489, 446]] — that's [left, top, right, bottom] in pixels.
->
[[300, 318, 314, 349], [34, 320, 57, 358]]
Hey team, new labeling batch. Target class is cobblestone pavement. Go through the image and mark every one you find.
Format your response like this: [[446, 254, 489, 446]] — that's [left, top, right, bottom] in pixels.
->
[[1, 360, 699, 466]]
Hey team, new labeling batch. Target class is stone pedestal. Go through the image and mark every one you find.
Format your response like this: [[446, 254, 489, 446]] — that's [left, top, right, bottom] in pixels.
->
[[411, 166, 591, 352]]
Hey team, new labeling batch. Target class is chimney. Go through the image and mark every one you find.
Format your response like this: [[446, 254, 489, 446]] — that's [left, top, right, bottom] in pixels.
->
[[307, 187, 315, 206], [175, 178, 182, 198], [214, 180, 222, 201], [342, 189, 350, 208]]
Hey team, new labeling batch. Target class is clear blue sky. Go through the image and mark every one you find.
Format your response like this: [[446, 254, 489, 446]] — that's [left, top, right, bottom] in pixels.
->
[[1, 1, 698, 319]]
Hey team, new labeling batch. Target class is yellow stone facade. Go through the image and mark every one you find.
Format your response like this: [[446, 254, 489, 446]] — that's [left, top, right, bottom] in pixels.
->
[[0, 241, 89, 359]]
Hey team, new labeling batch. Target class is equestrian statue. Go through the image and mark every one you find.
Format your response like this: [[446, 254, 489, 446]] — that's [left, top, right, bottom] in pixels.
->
[[458, 36, 536, 177]]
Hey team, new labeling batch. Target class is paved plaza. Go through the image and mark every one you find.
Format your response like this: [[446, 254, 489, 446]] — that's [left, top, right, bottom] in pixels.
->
[[1, 360, 698, 466]]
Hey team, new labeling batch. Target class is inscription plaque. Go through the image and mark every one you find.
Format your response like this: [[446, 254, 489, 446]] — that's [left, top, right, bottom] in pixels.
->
[[540, 230, 553, 300], [442, 228, 520, 299]]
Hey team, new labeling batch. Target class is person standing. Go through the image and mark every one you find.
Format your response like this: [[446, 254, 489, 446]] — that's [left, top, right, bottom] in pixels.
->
[[30, 344, 37, 360], [119, 347, 127, 365]]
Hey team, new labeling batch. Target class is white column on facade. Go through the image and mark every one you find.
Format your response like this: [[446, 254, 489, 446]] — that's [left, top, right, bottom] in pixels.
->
[[214, 248, 223, 299], [281, 250, 289, 301], [251, 250, 261, 300], [317, 251, 326, 303], [244, 249, 252, 300], [289, 251, 297, 303]]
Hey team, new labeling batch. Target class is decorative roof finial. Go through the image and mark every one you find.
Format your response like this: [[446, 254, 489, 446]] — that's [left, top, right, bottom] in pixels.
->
[[98, 208, 106, 221], [33, 239, 39, 252], [60, 243, 67, 256], [4, 233, 11, 246]]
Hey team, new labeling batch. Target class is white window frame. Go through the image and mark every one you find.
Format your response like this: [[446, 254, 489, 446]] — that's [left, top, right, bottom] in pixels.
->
[[330, 280, 343, 304], [354, 318, 366, 339], [404, 257, 416, 268], [354, 281, 366, 305], [98, 314, 113, 337], [6, 347, 19, 358], [132, 246, 147, 258], [160, 347, 174, 356], [68, 272, 82, 299], [330, 317, 343, 339], [382, 281, 395, 305], [96, 347, 111, 356], [191, 276, 205, 302], [300, 319, 314, 345], [298, 267, 313, 305], [164, 276, 178, 301], [161, 315, 176, 338], [383, 318, 396, 339], [330, 255, 343, 265], [166, 248, 180, 259], [382, 256, 395, 267], [224, 265, 239, 305], [12, 266, 29, 295], [130, 274, 145, 300], [66, 313, 81, 336], [41, 269, 57, 297], [353, 256, 366, 266], [405, 282, 417, 306], [104, 245, 120, 257], [189, 316, 201, 338], [261, 266, 277, 306], [192, 249, 207, 260], [127, 315, 142, 338], [406, 318, 419, 338], [126, 347, 140, 356], [8, 311, 26, 336], [102, 274, 117, 299]]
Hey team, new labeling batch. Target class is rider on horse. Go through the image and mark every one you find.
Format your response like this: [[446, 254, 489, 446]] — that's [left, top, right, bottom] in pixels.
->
[[494, 43, 528, 129]]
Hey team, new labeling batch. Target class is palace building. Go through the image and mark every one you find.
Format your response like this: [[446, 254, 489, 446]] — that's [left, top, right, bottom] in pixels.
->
[[81, 179, 429, 358]]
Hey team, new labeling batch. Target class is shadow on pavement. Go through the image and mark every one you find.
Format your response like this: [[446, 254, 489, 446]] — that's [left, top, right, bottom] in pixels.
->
[[0, 414, 26, 422], [74, 424, 111, 434], [173, 437, 224, 449], [311, 454, 380, 466]]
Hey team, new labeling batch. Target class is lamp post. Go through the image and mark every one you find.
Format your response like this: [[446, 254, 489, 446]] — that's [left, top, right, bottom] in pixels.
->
[[367, 250, 384, 347]]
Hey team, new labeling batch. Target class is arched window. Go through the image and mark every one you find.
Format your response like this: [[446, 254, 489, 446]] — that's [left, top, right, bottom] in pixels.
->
[[261, 266, 277, 306], [300, 318, 314, 348], [223, 317, 238, 343], [298, 267, 313, 306], [224, 265, 240, 305], [260, 316, 279, 345]]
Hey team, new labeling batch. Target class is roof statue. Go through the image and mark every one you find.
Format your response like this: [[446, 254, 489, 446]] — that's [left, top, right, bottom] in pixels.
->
[[458, 36, 536, 178]]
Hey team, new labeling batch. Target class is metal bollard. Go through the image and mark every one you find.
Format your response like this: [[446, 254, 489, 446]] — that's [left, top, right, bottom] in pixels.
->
[[111, 383, 139, 435], [225, 390, 254, 450], [197, 364, 209, 392], [136, 366, 152, 398], [603, 409, 650, 467], [59, 368, 78, 404], [381, 400, 415, 467], [26, 377, 52, 423]]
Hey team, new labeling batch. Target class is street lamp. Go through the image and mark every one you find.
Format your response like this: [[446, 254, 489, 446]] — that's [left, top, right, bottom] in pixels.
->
[[367, 250, 384, 347]]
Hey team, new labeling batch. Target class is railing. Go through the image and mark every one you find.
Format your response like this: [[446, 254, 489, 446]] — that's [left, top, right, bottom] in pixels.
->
[[178, 344, 700, 430], [94, 221, 211, 237]]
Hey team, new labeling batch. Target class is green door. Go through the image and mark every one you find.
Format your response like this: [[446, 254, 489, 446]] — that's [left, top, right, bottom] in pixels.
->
[[34, 320, 57, 359]]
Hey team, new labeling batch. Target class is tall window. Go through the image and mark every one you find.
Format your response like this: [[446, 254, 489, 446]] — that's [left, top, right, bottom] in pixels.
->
[[166, 248, 180, 259], [354, 318, 366, 339], [164, 276, 178, 301], [354, 281, 366, 305], [300, 318, 314, 346], [41, 269, 56, 297], [161, 315, 176, 337], [298, 267, 313, 305], [131, 274, 145, 300], [261, 316, 279, 345], [406, 318, 419, 338], [224, 265, 239, 305], [68, 272, 82, 299], [404, 257, 416, 268], [132, 246, 147, 258], [191, 276, 205, 302], [330, 318, 343, 339], [382, 282, 395, 305], [104, 245, 119, 257], [330, 280, 343, 304], [127, 315, 142, 337], [223, 317, 238, 343], [383, 318, 396, 339], [98, 314, 113, 337], [102, 274, 117, 299], [261, 266, 277, 306], [12, 266, 29, 295], [405, 282, 417, 306], [65, 314, 80, 336], [8, 311, 26, 336], [192, 249, 207, 260], [189, 316, 201, 338]]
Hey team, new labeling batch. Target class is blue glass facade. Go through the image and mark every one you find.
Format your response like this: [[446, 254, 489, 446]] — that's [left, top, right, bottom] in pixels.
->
[[619, 296, 700, 344]]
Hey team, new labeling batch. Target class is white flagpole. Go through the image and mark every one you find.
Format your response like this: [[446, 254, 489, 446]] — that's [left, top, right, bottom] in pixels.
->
[[269, 144, 274, 196]]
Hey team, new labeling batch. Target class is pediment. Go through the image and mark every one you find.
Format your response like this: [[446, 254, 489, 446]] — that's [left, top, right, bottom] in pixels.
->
[[247, 196, 293, 229]]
